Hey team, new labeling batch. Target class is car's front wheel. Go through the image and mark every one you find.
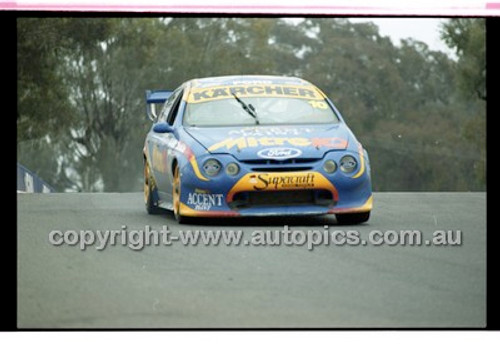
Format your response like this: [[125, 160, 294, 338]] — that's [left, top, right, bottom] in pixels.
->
[[336, 212, 370, 225], [144, 161, 162, 214]]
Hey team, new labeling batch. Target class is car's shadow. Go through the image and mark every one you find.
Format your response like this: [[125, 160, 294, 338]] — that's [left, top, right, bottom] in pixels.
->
[[154, 209, 368, 227]]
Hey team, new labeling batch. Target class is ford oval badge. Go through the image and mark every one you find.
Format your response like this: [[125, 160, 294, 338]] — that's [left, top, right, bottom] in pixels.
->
[[257, 147, 302, 160]]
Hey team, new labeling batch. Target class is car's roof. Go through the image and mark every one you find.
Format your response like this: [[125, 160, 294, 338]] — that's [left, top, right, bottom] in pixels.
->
[[187, 75, 313, 88]]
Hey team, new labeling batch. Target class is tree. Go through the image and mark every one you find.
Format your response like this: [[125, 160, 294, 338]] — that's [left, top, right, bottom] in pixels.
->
[[441, 19, 486, 101], [17, 18, 114, 142], [441, 19, 486, 186], [62, 18, 163, 191], [17, 18, 116, 191]]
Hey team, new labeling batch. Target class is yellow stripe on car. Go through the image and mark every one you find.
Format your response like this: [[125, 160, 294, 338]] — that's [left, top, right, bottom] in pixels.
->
[[189, 156, 209, 181], [352, 143, 365, 179]]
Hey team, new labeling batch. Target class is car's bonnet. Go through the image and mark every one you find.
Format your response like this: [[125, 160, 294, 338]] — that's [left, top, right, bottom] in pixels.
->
[[185, 124, 352, 161]]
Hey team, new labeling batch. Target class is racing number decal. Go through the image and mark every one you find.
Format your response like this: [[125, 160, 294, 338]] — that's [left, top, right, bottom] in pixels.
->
[[308, 100, 328, 109]]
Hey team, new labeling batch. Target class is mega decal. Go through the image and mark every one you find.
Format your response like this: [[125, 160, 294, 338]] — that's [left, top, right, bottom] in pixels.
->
[[227, 172, 339, 202], [208, 137, 348, 151], [187, 192, 224, 211], [187, 84, 323, 103], [257, 147, 302, 160]]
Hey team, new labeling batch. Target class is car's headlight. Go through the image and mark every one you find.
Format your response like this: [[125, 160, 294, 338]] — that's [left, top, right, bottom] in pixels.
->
[[203, 159, 222, 176], [225, 162, 240, 176], [323, 160, 337, 174], [340, 155, 357, 173]]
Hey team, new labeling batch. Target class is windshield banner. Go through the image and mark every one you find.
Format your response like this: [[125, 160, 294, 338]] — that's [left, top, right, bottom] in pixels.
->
[[186, 84, 325, 103]]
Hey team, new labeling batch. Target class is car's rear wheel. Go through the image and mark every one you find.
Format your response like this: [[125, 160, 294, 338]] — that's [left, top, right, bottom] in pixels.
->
[[172, 165, 187, 223], [144, 161, 162, 214], [336, 211, 370, 225]]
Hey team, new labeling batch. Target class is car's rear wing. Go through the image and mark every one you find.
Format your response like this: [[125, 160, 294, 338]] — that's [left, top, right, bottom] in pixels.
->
[[145, 89, 173, 121]]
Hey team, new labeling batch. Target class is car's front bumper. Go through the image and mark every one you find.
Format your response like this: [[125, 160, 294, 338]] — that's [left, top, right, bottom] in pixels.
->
[[178, 148, 373, 218]]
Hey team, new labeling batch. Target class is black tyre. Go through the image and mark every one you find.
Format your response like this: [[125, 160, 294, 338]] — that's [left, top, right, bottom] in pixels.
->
[[336, 211, 370, 225], [144, 161, 162, 214]]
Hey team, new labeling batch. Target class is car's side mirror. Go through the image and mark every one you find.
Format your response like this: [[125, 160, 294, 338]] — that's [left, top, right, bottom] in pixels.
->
[[153, 122, 173, 134]]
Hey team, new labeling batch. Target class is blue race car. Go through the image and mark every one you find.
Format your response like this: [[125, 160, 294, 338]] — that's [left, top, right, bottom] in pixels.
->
[[143, 75, 372, 224]]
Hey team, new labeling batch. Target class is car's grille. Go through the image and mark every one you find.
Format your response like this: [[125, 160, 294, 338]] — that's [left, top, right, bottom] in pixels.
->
[[229, 190, 334, 209], [251, 166, 313, 172], [240, 158, 320, 165], [240, 158, 320, 172]]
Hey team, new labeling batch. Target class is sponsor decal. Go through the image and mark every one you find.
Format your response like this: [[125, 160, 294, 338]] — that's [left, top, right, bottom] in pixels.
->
[[187, 192, 224, 211], [194, 188, 211, 194], [227, 172, 339, 202], [230, 80, 274, 85], [227, 127, 316, 137], [250, 173, 316, 190], [187, 84, 323, 103], [257, 147, 302, 160], [195, 79, 274, 88], [208, 136, 348, 151], [166, 137, 189, 155], [151, 145, 168, 173]]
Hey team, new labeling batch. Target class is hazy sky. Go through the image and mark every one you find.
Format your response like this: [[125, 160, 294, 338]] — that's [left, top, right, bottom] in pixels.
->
[[349, 18, 456, 58], [285, 17, 457, 58]]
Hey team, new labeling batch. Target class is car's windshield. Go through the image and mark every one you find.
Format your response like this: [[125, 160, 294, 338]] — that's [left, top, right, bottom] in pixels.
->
[[183, 88, 340, 127]]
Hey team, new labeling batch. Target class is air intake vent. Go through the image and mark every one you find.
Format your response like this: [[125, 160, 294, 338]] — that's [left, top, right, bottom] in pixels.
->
[[240, 158, 320, 165], [251, 166, 313, 172], [229, 190, 334, 209]]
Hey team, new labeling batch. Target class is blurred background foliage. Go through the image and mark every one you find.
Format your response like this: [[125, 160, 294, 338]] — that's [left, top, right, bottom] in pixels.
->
[[17, 18, 485, 192]]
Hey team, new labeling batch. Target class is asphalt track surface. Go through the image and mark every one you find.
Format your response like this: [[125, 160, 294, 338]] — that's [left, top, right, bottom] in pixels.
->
[[17, 192, 485, 328]]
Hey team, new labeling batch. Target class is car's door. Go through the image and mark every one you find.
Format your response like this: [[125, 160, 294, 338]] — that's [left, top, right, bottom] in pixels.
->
[[161, 89, 185, 198], [148, 88, 183, 200]]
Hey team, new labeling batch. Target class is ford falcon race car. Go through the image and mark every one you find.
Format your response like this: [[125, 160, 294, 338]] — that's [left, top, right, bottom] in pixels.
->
[[143, 75, 372, 224]]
